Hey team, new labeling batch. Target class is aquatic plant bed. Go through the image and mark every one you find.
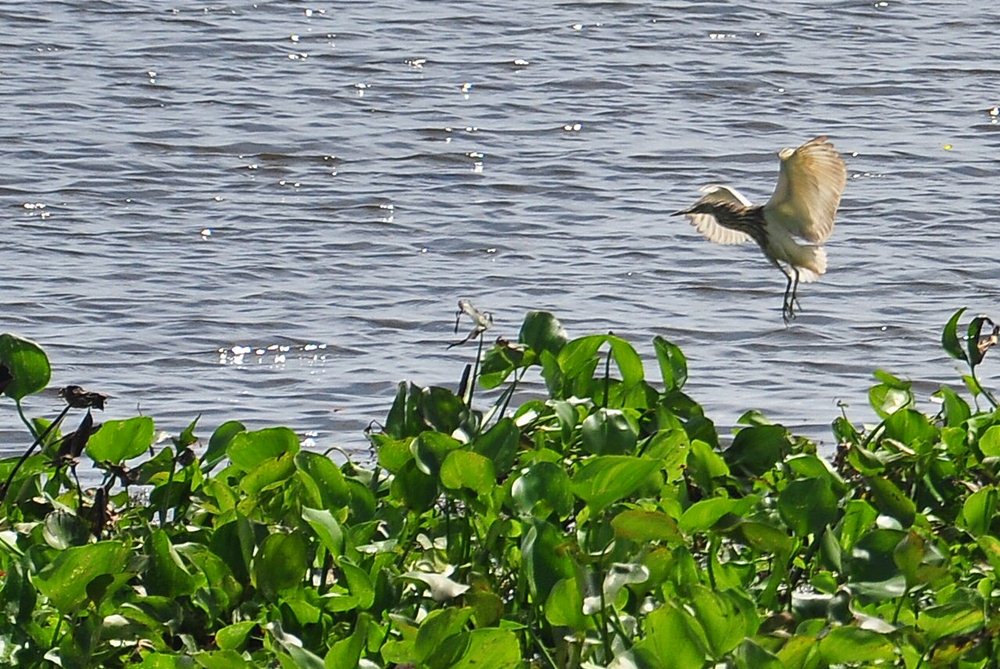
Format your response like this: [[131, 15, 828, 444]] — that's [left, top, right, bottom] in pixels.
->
[[1, 309, 998, 668]]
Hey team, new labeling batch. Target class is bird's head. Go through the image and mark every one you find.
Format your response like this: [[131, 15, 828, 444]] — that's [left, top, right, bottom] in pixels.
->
[[777, 147, 795, 161]]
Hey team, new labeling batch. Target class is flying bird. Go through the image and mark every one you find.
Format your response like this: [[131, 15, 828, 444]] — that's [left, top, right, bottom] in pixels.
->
[[676, 136, 847, 322]]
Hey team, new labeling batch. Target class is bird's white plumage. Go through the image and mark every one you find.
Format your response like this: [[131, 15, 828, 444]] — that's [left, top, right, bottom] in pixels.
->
[[677, 136, 847, 322], [763, 135, 846, 243], [685, 184, 755, 245]]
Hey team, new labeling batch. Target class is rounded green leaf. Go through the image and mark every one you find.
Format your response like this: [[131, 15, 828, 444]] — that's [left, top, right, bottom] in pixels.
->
[[253, 532, 307, 601], [471, 418, 519, 474], [818, 627, 895, 663], [581, 408, 637, 455], [777, 477, 838, 537], [519, 311, 568, 356], [680, 496, 758, 534], [570, 455, 659, 512], [979, 425, 1000, 457], [202, 420, 245, 470], [0, 333, 50, 401], [634, 603, 708, 669], [34, 540, 130, 614], [451, 629, 521, 669], [227, 427, 299, 471], [86, 416, 155, 463], [961, 486, 998, 537], [420, 386, 465, 434], [611, 509, 682, 544], [522, 520, 575, 602], [725, 425, 791, 476], [295, 451, 350, 509], [544, 577, 586, 629], [440, 450, 496, 495], [411, 431, 462, 477], [512, 461, 573, 518]]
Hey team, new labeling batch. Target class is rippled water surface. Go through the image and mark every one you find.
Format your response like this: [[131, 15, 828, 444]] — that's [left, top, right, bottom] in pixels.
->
[[2, 1, 998, 454]]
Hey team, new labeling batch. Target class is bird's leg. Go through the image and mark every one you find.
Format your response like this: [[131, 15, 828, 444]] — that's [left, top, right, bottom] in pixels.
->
[[789, 268, 802, 314], [776, 263, 795, 323]]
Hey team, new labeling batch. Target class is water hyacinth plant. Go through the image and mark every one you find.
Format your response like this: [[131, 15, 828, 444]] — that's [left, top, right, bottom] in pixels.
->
[[0, 307, 998, 668]]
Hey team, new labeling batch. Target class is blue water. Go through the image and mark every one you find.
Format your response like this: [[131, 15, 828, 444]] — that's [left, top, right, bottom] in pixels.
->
[[1, 1, 998, 455]]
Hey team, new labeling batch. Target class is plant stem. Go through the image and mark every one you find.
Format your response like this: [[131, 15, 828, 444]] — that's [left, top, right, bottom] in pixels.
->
[[0, 404, 71, 503]]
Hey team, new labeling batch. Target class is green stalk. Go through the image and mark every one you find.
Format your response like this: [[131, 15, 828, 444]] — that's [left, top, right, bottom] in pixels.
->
[[0, 403, 71, 503]]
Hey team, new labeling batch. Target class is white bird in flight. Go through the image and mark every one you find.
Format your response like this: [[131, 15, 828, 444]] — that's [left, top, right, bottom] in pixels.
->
[[676, 136, 847, 322]]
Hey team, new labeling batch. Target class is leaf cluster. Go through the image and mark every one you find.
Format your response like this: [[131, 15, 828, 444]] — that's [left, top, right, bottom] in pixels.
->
[[0, 308, 998, 668]]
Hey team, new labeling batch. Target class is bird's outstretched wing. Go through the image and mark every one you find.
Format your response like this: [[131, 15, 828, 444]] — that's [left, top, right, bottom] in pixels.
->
[[683, 184, 754, 245], [763, 136, 846, 243]]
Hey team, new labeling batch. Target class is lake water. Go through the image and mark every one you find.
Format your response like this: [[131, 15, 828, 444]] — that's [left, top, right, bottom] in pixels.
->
[[2, 0, 998, 457]]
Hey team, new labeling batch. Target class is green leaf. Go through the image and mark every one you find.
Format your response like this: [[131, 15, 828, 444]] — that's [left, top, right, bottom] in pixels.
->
[[934, 386, 971, 428], [471, 418, 519, 475], [34, 540, 130, 614], [522, 519, 575, 603], [421, 386, 465, 434], [511, 461, 573, 519], [736, 520, 793, 556], [325, 614, 369, 669], [519, 311, 568, 356], [611, 509, 682, 544], [653, 336, 687, 392], [544, 577, 586, 629], [86, 416, 155, 463], [818, 626, 894, 663], [777, 477, 839, 537], [215, 621, 257, 651], [295, 451, 351, 509], [450, 628, 521, 669], [961, 487, 998, 537], [391, 459, 437, 512], [689, 585, 758, 658], [440, 450, 495, 495], [145, 529, 198, 598], [385, 381, 424, 438], [581, 408, 638, 455], [976, 535, 1000, 573], [414, 608, 473, 666], [0, 333, 51, 400], [193, 650, 254, 669], [201, 420, 245, 470], [942, 308, 968, 362], [883, 408, 938, 451], [633, 603, 707, 669], [979, 425, 1000, 457], [570, 455, 660, 512], [253, 532, 307, 601], [686, 439, 729, 492], [607, 335, 645, 387], [339, 559, 375, 609], [866, 475, 916, 527], [917, 602, 985, 641], [411, 431, 462, 477], [680, 496, 758, 534], [227, 427, 299, 471], [967, 315, 991, 366], [733, 639, 783, 669], [724, 424, 791, 476], [302, 507, 344, 557]]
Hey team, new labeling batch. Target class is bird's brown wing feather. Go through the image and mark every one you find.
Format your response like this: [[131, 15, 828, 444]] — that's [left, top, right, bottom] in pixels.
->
[[763, 136, 846, 243], [685, 184, 753, 245]]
